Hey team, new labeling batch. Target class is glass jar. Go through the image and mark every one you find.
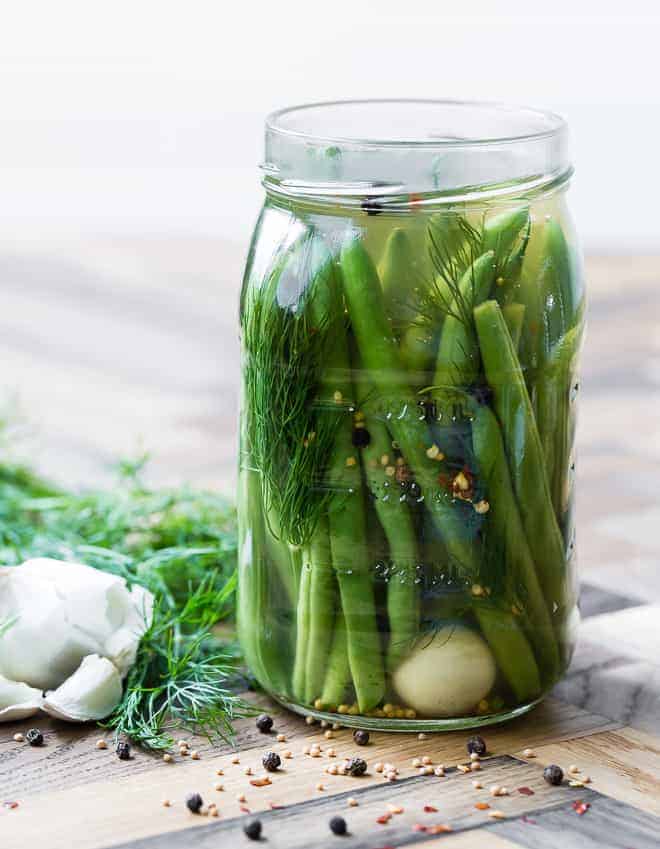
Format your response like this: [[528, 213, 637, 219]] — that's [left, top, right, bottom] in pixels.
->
[[238, 100, 584, 730]]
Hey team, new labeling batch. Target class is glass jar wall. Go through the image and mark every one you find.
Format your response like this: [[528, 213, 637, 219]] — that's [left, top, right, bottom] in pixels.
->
[[237, 101, 584, 729]]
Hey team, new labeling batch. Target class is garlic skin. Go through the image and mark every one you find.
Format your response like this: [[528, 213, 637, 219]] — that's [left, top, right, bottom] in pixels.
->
[[0, 674, 43, 721], [393, 625, 496, 717], [0, 558, 153, 722], [43, 654, 122, 722]]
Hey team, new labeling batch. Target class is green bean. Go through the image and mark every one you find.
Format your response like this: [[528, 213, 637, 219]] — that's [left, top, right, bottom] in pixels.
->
[[378, 227, 420, 327], [237, 467, 291, 697], [502, 303, 526, 352], [304, 518, 337, 703], [472, 403, 560, 683], [474, 605, 541, 702], [432, 251, 496, 391], [353, 362, 420, 672], [474, 300, 569, 615], [536, 325, 583, 522], [320, 609, 351, 709], [482, 205, 530, 293], [291, 553, 312, 702]]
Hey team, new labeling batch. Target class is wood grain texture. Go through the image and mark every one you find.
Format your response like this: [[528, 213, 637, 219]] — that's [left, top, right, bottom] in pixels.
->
[[6, 757, 608, 849], [0, 697, 619, 799]]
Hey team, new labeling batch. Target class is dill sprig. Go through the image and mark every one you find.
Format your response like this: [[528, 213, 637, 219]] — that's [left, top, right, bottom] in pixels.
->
[[104, 573, 253, 750], [417, 213, 483, 329], [241, 230, 345, 546], [0, 439, 250, 750]]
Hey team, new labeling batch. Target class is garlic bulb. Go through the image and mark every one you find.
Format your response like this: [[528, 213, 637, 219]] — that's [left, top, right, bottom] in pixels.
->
[[0, 558, 153, 722], [393, 625, 496, 717]]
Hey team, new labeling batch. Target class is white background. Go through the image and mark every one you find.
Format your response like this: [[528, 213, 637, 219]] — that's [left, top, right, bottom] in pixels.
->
[[1, 1, 659, 252]]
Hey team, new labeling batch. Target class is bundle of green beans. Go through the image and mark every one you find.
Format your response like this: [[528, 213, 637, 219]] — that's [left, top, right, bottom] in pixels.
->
[[238, 200, 583, 721]]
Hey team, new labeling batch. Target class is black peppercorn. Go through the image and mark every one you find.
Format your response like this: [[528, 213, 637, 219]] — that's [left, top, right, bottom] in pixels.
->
[[360, 198, 384, 216], [116, 741, 131, 760], [25, 728, 44, 747], [255, 713, 274, 734], [344, 757, 367, 777], [353, 729, 369, 746], [262, 751, 281, 772], [543, 764, 564, 786], [329, 815, 347, 835], [244, 819, 262, 840], [185, 792, 204, 814], [466, 735, 487, 757], [351, 427, 371, 447]]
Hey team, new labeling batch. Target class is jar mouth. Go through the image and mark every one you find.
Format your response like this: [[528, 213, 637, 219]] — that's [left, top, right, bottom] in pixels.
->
[[263, 99, 571, 205], [266, 99, 566, 149]]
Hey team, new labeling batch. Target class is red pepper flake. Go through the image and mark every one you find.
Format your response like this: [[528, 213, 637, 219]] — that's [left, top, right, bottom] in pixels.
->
[[413, 824, 428, 832], [3, 801, 19, 810], [268, 802, 283, 810], [376, 814, 392, 825], [475, 802, 490, 810], [239, 806, 251, 814], [521, 815, 537, 825], [572, 800, 590, 816], [249, 777, 272, 787], [427, 824, 453, 834], [517, 786, 535, 796], [423, 805, 438, 813]]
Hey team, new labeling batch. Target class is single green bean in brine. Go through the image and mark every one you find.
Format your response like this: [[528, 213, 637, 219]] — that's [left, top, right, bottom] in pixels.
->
[[474, 299, 570, 616], [378, 227, 420, 328], [502, 303, 526, 352], [471, 403, 560, 684], [482, 205, 530, 297], [353, 361, 420, 673], [474, 605, 541, 702], [304, 517, 337, 703], [320, 609, 352, 709], [432, 250, 496, 391]]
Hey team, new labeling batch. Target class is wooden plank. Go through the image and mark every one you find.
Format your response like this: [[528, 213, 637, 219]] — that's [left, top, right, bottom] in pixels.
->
[[0, 697, 619, 798], [495, 795, 660, 849], [515, 726, 660, 815], [14, 756, 606, 849]]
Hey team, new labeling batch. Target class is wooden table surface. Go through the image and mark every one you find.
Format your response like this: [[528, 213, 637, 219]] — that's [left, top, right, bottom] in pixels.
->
[[1, 242, 659, 848]]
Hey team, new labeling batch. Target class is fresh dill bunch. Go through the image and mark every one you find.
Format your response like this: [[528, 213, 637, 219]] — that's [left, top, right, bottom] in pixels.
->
[[241, 229, 345, 547], [0, 435, 249, 750]]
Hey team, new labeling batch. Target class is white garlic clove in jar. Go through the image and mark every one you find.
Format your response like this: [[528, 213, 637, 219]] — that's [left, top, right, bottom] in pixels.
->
[[393, 625, 496, 717]]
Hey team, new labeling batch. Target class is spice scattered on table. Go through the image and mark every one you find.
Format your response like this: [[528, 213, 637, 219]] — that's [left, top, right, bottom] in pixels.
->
[[423, 805, 438, 813], [243, 819, 262, 840], [249, 777, 272, 787], [3, 801, 20, 810], [518, 786, 535, 796], [262, 751, 281, 772], [376, 813, 391, 824], [13, 733, 24, 743], [185, 792, 203, 814], [163, 753, 173, 763], [475, 802, 490, 810], [466, 735, 487, 756], [543, 764, 564, 786], [26, 728, 44, 747], [522, 748, 536, 758], [329, 815, 347, 835], [116, 741, 131, 760], [353, 729, 369, 746], [572, 800, 590, 815], [344, 757, 367, 777], [347, 797, 358, 807], [255, 713, 273, 733]]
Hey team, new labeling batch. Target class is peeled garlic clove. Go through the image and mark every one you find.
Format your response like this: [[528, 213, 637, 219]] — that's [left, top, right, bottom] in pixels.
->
[[42, 654, 122, 722], [0, 673, 44, 722], [104, 583, 154, 677], [393, 625, 496, 717]]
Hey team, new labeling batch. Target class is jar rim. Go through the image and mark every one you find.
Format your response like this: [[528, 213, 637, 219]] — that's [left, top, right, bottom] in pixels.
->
[[263, 99, 571, 205], [266, 98, 567, 150]]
